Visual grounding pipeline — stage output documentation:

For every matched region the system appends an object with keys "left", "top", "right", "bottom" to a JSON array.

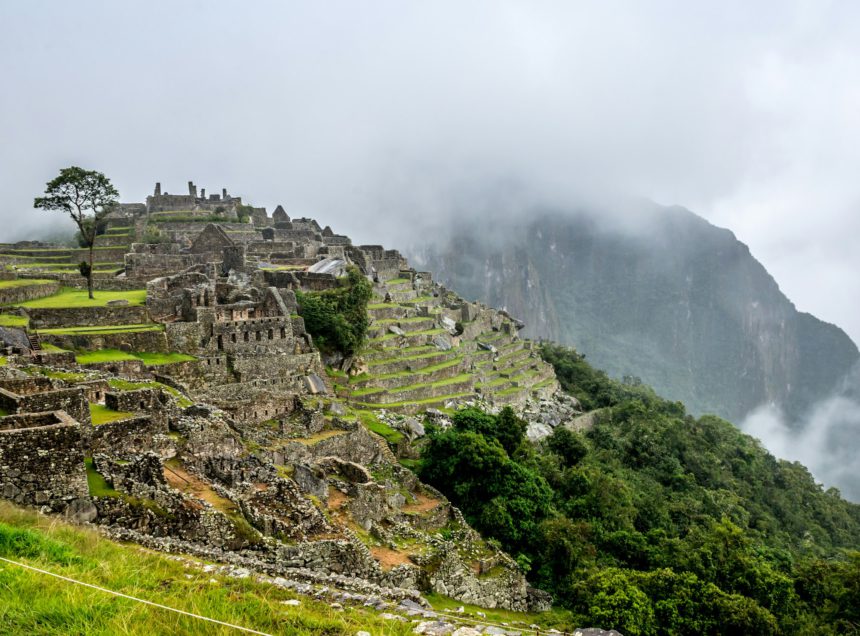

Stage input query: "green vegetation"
[
  {"left": 0, "top": 278, "right": 55, "bottom": 288},
  {"left": 16, "top": 287, "right": 146, "bottom": 308},
  {"left": 89, "top": 403, "right": 134, "bottom": 425},
  {"left": 84, "top": 457, "right": 120, "bottom": 497},
  {"left": 75, "top": 349, "right": 194, "bottom": 366},
  {"left": 38, "top": 323, "right": 163, "bottom": 336},
  {"left": 0, "top": 501, "right": 418, "bottom": 635},
  {"left": 0, "top": 314, "right": 28, "bottom": 327},
  {"left": 418, "top": 343, "right": 860, "bottom": 635},
  {"left": 134, "top": 352, "right": 196, "bottom": 366},
  {"left": 357, "top": 410, "right": 405, "bottom": 444},
  {"left": 108, "top": 379, "right": 193, "bottom": 407},
  {"left": 296, "top": 266, "right": 372, "bottom": 356},
  {"left": 39, "top": 343, "right": 69, "bottom": 352},
  {"left": 76, "top": 349, "right": 138, "bottom": 364},
  {"left": 33, "top": 167, "right": 119, "bottom": 299},
  {"left": 36, "top": 369, "right": 89, "bottom": 382}
]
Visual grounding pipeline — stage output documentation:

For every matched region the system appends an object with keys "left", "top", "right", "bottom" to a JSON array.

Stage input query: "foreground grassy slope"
[{"left": 0, "top": 502, "right": 414, "bottom": 636}]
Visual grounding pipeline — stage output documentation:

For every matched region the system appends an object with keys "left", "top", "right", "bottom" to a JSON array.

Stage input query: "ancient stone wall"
[
  {"left": 25, "top": 305, "right": 149, "bottom": 329},
  {"left": 41, "top": 329, "right": 169, "bottom": 354},
  {"left": 125, "top": 252, "right": 207, "bottom": 279},
  {"left": 0, "top": 280, "right": 60, "bottom": 304},
  {"left": 0, "top": 414, "right": 89, "bottom": 513},
  {"left": 0, "top": 377, "right": 53, "bottom": 395},
  {"left": 208, "top": 317, "right": 295, "bottom": 355},
  {"left": 0, "top": 386, "right": 91, "bottom": 425},
  {"left": 90, "top": 415, "right": 169, "bottom": 458}
]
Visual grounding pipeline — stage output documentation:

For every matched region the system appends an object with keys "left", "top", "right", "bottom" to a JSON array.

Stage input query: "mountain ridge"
[{"left": 407, "top": 203, "right": 859, "bottom": 424}]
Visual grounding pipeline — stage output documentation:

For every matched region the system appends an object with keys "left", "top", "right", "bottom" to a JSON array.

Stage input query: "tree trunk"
[{"left": 87, "top": 243, "right": 95, "bottom": 299}]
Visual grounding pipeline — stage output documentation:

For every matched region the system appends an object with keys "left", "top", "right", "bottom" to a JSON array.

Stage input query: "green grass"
[
  {"left": 75, "top": 350, "right": 194, "bottom": 366},
  {"left": 370, "top": 357, "right": 464, "bottom": 382},
  {"left": 89, "top": 403, "right": 134, "bottom": 425},
  {"left": 367, "top": 302, "right": 400, "bottom": 310},
  {"left": 381, "top": 373, "right": 473, "bottom": 395},
  {"left": 355, "top": 391, "right": 475, "bottom": 410},
  {"left": 0, "top": 501, "right": 419, "bottom": 635},
  {"left": 16, "top": 287, "right": 146, "bottom": 308},
  {"left": 38, "top": 324, "right": 163, "bottom": 336},
  {"left": 357, "top": 411, "right": 405, "bottom": 444},
  {"left": 0, "top": 278, "right": 55, "bottom": 288},
  {"left": 424, "top": 593, "right": 573, "bottom": 630},
  {"left": 384, "top": 278, "right": 411, "bottom": 285},
  {"left": 135, "top": 352, "right": 196, "bottom": 366},
  {"left": 37, "top": 369, "right": 90, "bottom": 382},
  {"left": 84, "top": 457, "right": 120, "bottom": 497},
  {"left": 108, "top": 379, "right": 193, "bottom": 408},
  {"left": 0, "top": 357, "right": 6, "bottom": 367},
  {"left": 76, "top": 349, "right": 139, "bottom": 364},
  {"left": 39, "top": 343, "right": 70, "bottom": 352},
  {"left": 0, "top": 313, "right": 28, "bottom": 327}
]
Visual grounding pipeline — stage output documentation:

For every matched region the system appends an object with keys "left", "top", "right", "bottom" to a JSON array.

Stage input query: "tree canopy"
[
  {"left": 415, "top": 343, "right": 860, "bottom": 634},
  {"left": 34, "top": 167, "right": 119, "bottom": 298}
]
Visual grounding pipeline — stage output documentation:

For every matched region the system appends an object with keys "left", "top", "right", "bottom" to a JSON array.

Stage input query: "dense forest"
[{"left": 417, "top": 344, "right": 860, "bottom": 635}]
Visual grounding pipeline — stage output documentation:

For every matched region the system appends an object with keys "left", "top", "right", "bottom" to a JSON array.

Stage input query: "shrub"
[{"left": 296, "top": 266, "right": 372, "bottom": 356}]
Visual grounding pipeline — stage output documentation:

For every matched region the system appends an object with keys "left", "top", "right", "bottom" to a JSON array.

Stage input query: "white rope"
[{"left": 0, "top": 555, "right": 274, "bottom": 635}]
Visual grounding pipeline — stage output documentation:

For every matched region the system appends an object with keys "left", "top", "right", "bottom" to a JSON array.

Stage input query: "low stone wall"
[
  {"left": 231, "top": 352, "right": 321, "bottom": 382},
  {"left": 26, "top": 305, "right": 149, "bottom": 329},
  {"left": 165, "top": 322, "right": 203, "bottom": 353},
  {"left": 105, "top": 388, "right": 153, "bottom": 412},
  {"left": 79, "top": 358, "right": 149, "bottom": 378},
  {"left": 358, "top": 377, "right": 475, "bottom": 405},
  {"left": 0, "top": 377, "right": 53, "bottom": 395},
  {"left": 0, "top": 414, "right": 89, "bottom": 513},
  {"left": 41, "top": 328, "right": 169, "bottom": 353},
  {"left": 0, "top": 386, "right": 91, "bottom": 425},
  {"left": 56, "top": 275, "right": 142, "bottom": 292},
  {"left": 90, "top": 415, "right": 169, "bottom": 458},
  {"left": 0, "top": 280, "right": 60, "bottom": 305},
  {"left": 125, "top": 252, "right": 207, "bottom": 279}
]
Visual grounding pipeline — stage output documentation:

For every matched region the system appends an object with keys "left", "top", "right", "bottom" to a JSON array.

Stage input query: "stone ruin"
[{"left": 0, "top": 179, "right": 569, "bottom": 613}]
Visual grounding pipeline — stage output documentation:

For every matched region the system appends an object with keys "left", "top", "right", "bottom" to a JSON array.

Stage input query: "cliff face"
[{"left": 409, "top": 205, "right": 859, "bottom": 423}]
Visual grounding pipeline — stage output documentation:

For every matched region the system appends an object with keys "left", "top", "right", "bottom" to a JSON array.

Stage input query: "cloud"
[
  {"left": 742, "top": 363, "right": 860, "bottom": 502},
  {"left": 1, "top": 1, "right": 859, "bottom": 340}
]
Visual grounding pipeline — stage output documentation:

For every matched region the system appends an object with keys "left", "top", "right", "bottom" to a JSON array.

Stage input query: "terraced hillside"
[{"left": 332, "top": 274, "right": 558, "bottom": 415}]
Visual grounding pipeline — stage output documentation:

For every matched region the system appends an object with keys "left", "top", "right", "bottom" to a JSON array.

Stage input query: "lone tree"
[{"left": 34, "top": 167, "right": 119, "bottom": 299}]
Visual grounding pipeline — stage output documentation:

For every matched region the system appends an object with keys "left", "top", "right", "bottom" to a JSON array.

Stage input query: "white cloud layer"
[{"left": 0, "top": 1, "right": 858, "bottom": 342}]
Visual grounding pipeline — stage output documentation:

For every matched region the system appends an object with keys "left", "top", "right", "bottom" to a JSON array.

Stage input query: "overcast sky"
[{"left": 1, "top": 1, "right": 859, "bottom": 342}]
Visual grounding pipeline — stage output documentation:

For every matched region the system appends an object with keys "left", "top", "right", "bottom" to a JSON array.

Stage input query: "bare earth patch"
[
  {"left": 163, "top": 463, "right": 236, "bottom": 512},
  {"left": 370, "top": 545, "right": 413, "bottom": 570},
  {"left": 402, "top": 491, "right": 442, "bottom": 514}
]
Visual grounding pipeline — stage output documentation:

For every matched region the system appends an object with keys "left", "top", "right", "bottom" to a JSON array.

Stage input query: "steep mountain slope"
[{"left": 409, "top": 204, "right": 859, "bottom": 423}]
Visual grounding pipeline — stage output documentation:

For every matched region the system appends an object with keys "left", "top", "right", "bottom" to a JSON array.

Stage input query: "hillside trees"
[
  {"left": 34, "top": 167, "right": 119, "bottom": 299},
  {"left": 416, "top": 343, "right": 860, "bottom": 633},
  {"left": 296, "top": 266, "right": 372, "bottom": 356}
]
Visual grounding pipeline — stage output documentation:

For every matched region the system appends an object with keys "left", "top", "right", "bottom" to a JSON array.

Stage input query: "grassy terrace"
[
  {"left": 0, "top": 501, "right": 425, "bottom": 635},
  {"left": 89, "top": 403, "right": 134, "bottom": 425},
  {"left": 354, "top": 391, "right": 474, "bottom": 410},
  {"left": 0, "top": 278, "right": 55, "bottom": 288},
  {"left": 364, "top": 356, "right": 464, "bottom": 382},
  {"left": 0, "top": 313, "right": 28, "bottom": 327},
  {"left": 382, "top": 372, "right": 473, "bottom": 395},
  {"left": 368, "top": 328, "right": 447, "bottom": 343},
  {"left": 108, "top": 379, "right": 193, "bottom": 407},
  {"left": 14, "top": 287, "right": 146, "bottom": 308},
  {"left": 38, "top": 324, "right": 163, "bottom": 336},
  {"left": 76, "top": 349, "right": 195, "bottom": 366}
]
